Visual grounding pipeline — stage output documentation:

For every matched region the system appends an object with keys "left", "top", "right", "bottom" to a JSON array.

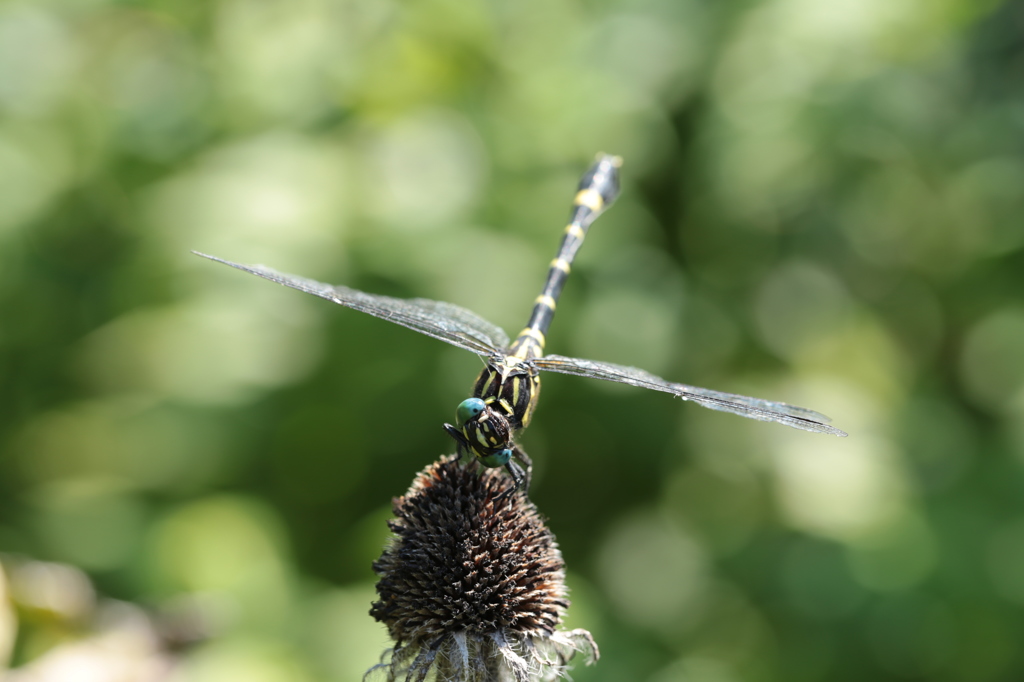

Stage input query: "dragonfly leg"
[
  {"left": 512, "top": 444, "right": 532, "bottom": 493},
  {"left": 496, "top": 445, "right": 532, "bottom": 501},
  {"left": 442, "top": 423, "right": 471, "bottom": 460},
  {"left": 496, "top": 460, "right": 525, "bottom": 502}
]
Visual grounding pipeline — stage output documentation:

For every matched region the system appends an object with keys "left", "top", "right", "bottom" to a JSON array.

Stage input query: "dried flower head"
[{"left": 368, "top": 455, "right": 597, "bottom": 682}]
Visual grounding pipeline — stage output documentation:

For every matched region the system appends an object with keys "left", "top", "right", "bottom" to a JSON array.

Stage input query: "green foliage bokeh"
[{"left": 2, "top": 0, "right": 1024, "bottom": 679}]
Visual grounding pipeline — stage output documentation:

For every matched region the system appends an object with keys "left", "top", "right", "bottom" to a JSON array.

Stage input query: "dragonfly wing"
[
  {"left": 195, "top": 252, "right": 509, "bottom": 356},
  {"left": 403, "top": 297, "right": 511, "bottom": 350},
  {"left": 534, "top": 354, "right": 848, "bottom": 437}
]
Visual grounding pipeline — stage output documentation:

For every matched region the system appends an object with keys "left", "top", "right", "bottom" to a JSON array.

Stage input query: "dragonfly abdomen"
[{"left": 509, "top": 154, "right": 622, "bottom": 361}]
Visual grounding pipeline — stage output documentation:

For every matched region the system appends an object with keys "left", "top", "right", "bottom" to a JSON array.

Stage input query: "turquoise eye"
[
  {"left": 456, "top": 398, "right": 486, "bottom": 426},
  {"left": 480, "top": 449, "right": 513, "bottom": 468}
]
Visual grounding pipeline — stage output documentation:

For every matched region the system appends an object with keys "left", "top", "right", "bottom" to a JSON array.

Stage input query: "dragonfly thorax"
[{"left": 472, "top": 359, "right": 541, "bottom": 431}]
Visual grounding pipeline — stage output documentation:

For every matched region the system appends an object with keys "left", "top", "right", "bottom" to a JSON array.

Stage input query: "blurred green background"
[{"left": 2, "top": 0, "right": 1024, "bottom": 679}]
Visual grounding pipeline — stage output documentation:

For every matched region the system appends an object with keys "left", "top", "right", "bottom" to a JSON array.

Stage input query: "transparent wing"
[
  {"left": 533, "top": 354, "right": 847, "bottom": 437},
  {"left": 195, "top": 252, "right": 510, "bottom": 357}
]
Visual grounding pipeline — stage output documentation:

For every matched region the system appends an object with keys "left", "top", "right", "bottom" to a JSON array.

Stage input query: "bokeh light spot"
[
  {"left": 0, "top": 5, "right": 75, "bottom": 116},
  {"left": 78, "top": 292, "right": 322, "bottom": 406},
  {"left": 773, "top": 435, "right": 908, "bottom": 541},
  {"left": 596, "top": 510, "right": 709, "bottom": 634},
  {"left": 959, "top": 307, "right": 1024, "bottom": 414},
  {"left": 30, "top": 479, "right": 148, "bottom": 572},
  {"left": 151, "top": 496, "right": 293, "bottom": 629},
  {"left": 754, "top": 261, "right": 852, "bottom": 363},
  {"left": 363, "top": 109, "right": 487, "bottom": 229}
]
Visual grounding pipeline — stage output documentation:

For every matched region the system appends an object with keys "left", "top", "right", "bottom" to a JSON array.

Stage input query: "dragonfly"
[{"left": 195, "top": 154, "right": 846, "bottom": 496}]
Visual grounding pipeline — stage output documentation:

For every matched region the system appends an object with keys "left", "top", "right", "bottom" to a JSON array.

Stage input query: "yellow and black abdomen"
[
  {"left": 508, "top": 154, "right": 621, "bottom": 362},
  {"left": 471, "top": 154, "right": 622, "bottom": 434}
]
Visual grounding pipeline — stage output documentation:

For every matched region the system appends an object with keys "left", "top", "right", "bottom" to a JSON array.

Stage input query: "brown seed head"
[{"left": 368, "top": 455, "right": 597, "bottom": 682}]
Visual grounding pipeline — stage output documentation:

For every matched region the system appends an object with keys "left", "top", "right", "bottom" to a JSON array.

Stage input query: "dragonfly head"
[
  {"left": 456, "top": 398, "right": 487, "bottom": 426},
  {"left": 450, "top": 398, "right": 515, "bottom": 465}
]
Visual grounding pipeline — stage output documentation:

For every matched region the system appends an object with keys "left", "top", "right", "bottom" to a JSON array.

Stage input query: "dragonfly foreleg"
[
  {"left": 496, "top": 445, "right": 533, "bottom": 501},
  {"left": 442, "top": 423, "right": 472, "bottom": 460},
  {"left": 513, "top": 444, "right": 532, "bottom": 492}
]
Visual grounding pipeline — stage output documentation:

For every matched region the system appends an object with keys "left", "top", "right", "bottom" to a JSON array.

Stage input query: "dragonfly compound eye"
[
  {"left": 456, "top": 398, "right": 487, "bottom": 426},
  {"left": 479, "top": 449, "right": 513, "bottom": 468}
]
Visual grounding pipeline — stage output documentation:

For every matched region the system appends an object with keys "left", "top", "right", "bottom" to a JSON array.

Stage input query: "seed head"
[{"left": 367, "top": 455, "right": 597, "bottom": 682}]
